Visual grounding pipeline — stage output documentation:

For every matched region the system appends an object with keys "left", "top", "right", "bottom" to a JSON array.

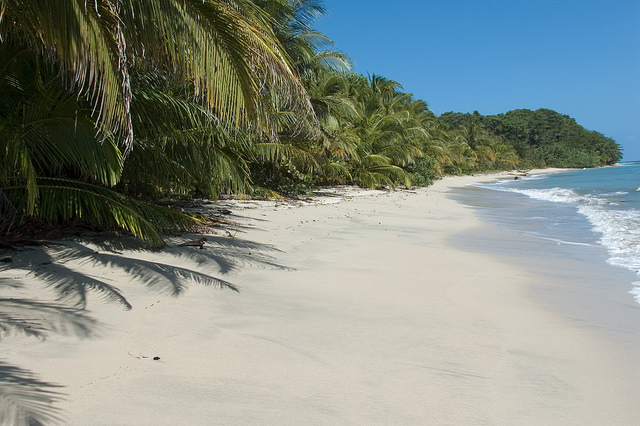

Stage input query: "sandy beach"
[{"left": 2, "top": 171, "right": 640, "bottom": 425}]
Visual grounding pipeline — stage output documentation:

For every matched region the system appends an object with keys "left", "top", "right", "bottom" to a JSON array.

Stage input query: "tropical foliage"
[
  {"left": 0, "top": 0, "right": 310, "bottom": 246},
  {"left": 0, "top": 0, "right": 622, "bottom": 246},
  {"left": 440, "top": 109, "right": 621, "bottom": 168}
]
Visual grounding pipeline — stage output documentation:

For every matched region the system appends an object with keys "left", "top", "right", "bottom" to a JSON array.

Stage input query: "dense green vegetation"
[
  {"left": 0, "top": 0, "right": 622, "bottom": 247},
  {"left": 440, "top": 109, "right": 620, "bottom": 168}
]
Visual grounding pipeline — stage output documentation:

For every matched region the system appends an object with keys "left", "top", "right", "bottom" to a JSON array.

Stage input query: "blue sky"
[{"left": 316, "top": 1, "right": 640, "bottom": 160}]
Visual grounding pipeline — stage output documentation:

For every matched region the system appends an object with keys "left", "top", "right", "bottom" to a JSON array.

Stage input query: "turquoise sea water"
[{"left": 458, "top": 162, "right": 640, "bottom": 304}]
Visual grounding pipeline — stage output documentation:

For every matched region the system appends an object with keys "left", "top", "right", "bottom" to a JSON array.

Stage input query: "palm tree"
[
  {"left": 492, "top": 140, "right": 519, "bottom": 169},
  {"left": 242, "top": 0, "right": 355, "bottom": 193},
  {"left": 0, "top": 0, "right": 313, "bottom": 245},
  {"left": 440, "top": 133, "right": 476, "bottom": 174},
  {"left": 0, "top": 0, "right": 310, "bottom": 152},
  {"left": 119, "top": 70, "right": 254, "bottom": 200},
  {"left": 343, "top": 74, "right": 426, "bottom": 188},
  {"left": 252, "top": 0, "right": 351, "bottom": 80}
]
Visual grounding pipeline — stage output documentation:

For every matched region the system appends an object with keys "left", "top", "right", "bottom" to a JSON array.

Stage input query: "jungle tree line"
[
  {"left": 439, "top": 109, "right": 621, "bottom": 169},
  {"left": 0, "top": 0, "right": 622, "bottom": 246}
]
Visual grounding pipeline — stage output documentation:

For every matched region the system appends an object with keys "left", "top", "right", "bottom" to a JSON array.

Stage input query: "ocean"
[{"left": 452, "top": 162, "right": 640, "bottom": 305}]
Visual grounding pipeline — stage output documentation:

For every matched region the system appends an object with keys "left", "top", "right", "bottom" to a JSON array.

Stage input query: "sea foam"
[
  {"left": 507, "top": 187, "right": 640, "bottom": 274},
  {"left": 478, "top": 168, "right": 640, "bottom": 304}
]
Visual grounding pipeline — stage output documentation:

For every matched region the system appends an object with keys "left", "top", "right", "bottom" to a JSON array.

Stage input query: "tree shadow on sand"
[
  {"left": 0, "top": 361, "right": 65, "bottom": 426},
  {"left": 0, "top": 285, "right": 97, "bottom": 425},
  {"left": 0, "top": 232, "right": 293, "bottom": 425}
]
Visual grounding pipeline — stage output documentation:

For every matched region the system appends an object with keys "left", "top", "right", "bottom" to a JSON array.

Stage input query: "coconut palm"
[
  {"left": 253, "top": 0, "right": 351, "bottom": 80},
  {"left": 0, "top": 45, "right": 201, "bottom": 246},
  {"left": 492, "top": 140, "right": 520, "bottom": 169},
  {"left": 240, "top": 1, "right": 355, "bottom": 193},
  {"left": 452, "top": 120, "right": 522, "bottom": 171},
  {"left": 342, "top": 74, "right": 428, "bottom": 188},
  {"left": 0, "top": 0, "right": 314, "bottom": 245},
  {"left": 118, "top": 70, "right": 254, "bottom": 200},
  {"left": 0, "top": 0, "right": 310, "bottom": 152}
]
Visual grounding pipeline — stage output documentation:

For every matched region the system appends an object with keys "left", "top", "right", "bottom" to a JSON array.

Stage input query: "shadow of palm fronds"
[
  {"left": 60, "top": 235, "right": 294, "bottom": 298},
  {"left": 88, "top": 251, "right": 240, "bottom": 294},
  {"left": 44, "top": 240, "right": 240, "bottom": 295},
  {"left": 2, "top": 231, "right": 295, "bottom": 311},
  {"left": 35, "top": 263, "right": 132, "bottom": 311},
  {"left": 162, "top": 234, "right": 294, "bottom": 274},
  {"left": 0, "top": 229, "right": 295, "bottom": 425},
  {"left": 5, "top": 246, "right": 133, "bottom": 311},
  {"left": 0, "top": 297, "right": 98, "bottom": 340},
  {"left": 0, "top": 361, "right": 64, "bottom": 426}
]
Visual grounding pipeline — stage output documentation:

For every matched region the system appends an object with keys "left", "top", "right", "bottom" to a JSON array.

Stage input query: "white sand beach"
[{"left": 2, "top": 171, "right": 640, "bottom": 425}]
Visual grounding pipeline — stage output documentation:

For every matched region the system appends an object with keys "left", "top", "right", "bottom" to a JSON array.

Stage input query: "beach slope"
[{"left": 2, "top": 173, "right": 639, "bottom": 425}]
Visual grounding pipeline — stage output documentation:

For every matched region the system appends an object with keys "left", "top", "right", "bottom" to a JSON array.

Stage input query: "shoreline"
[{"left": 2, "top": 170, "right": 640, "bottom": 424}]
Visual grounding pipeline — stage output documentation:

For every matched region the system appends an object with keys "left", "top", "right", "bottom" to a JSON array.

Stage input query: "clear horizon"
[{"left": 317, "top": 0, "right": 640, "bottom": 161}]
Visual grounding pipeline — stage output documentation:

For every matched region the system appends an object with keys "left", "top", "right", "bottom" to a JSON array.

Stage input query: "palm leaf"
[
  {"left": 1, "top": 0, "right": 315, "bottom": 153},
  {"left": 0, "top": 0, "right": 133, "bottom": 150},
  {"left": 254, "top": 141, "right": 319, "bottom": 172},
  {"left": 2, "top": 178, "right": 200, "bottom": 247},
  {"left": 124, "top": 75, "right": 253, "bottom": 198},
  {"left": 122, "top": 0, "right": 312, "bottom": 132}
]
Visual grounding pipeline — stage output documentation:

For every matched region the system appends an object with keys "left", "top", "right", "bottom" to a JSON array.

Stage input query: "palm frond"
[
  {"left": 124, "top": 76, "right": 253, "bottom": 198},
  {"left": 0, "top": 0, "right": 133, "bottom": 150},
  {"left": 254, "top": 142, "right": 318, "bottom": 172},
  {"left": 122, "top": 0, "right": 312, "bottom": 132},
  {"left": 2, "top": 178, "right": 200, "bottom": 247}
]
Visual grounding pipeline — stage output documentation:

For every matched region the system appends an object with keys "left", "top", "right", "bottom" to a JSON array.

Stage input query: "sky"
[{"left": 316, "top": 0, "right": 640, "bottom": 160}]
